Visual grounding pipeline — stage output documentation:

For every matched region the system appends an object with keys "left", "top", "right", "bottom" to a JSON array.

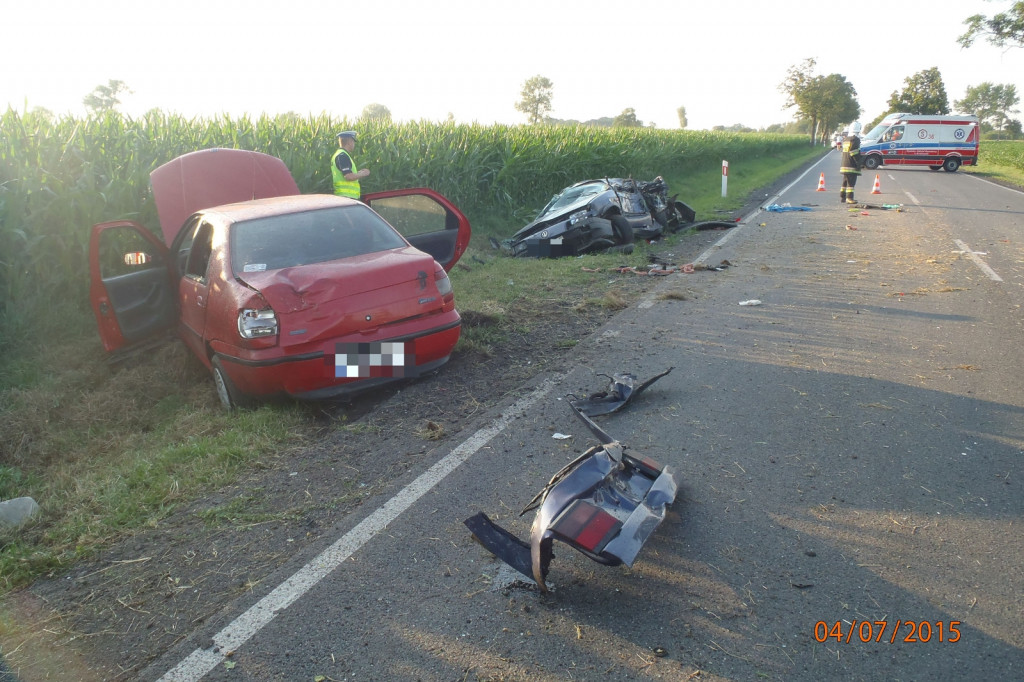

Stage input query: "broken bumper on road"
[{"left": 464, "top": 407, "right": 678, "bottom": 591}]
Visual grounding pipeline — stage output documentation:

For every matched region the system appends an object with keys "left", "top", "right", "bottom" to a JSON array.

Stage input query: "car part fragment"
[
  {"left": 464, "top": 404, "right": 678, "bottom": 592},
  {"left": 568, "top": 367, "right": 674, "bottom": 417}
]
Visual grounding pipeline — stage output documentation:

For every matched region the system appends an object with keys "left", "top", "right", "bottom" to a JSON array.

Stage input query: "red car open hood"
[{"left": 150, "top": 148, "right": 300, "bottom": 246}]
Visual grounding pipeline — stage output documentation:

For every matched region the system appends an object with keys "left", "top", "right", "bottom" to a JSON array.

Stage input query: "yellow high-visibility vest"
[{"left": 331, "top": 149, "right": 361, "bottom": 198}]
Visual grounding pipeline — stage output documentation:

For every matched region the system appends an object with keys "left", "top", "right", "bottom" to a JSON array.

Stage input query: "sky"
[{"left": 4, "top": 0, "right": 1023, "bottom": 131}]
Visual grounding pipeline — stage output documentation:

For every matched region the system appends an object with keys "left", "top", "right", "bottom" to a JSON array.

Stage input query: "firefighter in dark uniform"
[
  {"left": 840, "top": 121, "right": 862, "bottom": 204},
  {"left": 331, "top": 130, "right": 370, "bottom": 200}
]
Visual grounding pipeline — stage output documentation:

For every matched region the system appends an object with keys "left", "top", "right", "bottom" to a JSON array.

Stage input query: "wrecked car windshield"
[
  {"left": 540, "top": 182, "right": 607, "bottom": 215},
  {"left": 230, "top": 206, "right": 408, "bottom": 273}
]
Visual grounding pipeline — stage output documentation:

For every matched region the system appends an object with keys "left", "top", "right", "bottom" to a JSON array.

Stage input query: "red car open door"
[
  {"left": 364, "top": 188, "right": 471, "bottom": 272},
  {"left": 88, "top": 221, "right": 175, "bottom": 353}
]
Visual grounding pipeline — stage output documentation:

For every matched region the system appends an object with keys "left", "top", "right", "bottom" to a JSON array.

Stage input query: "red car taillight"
[
  {"left": 238, "top": 307, "right": 279, "bottom": 340},
  {"left": 550, "top": 500, "right": 622, "bottom": 554},
  {"left": 434, "top": 265, "right": 455, "bottom": 312}
]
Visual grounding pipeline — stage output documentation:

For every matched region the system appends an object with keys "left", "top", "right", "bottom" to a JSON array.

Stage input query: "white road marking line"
[
  {"left": 156, "top": 379, "right": 557, "bottom": 682},
  {"left": 905, "top": 191, "right": 920, "bottom": 205},
  {"left": 966, "top": 173, "right": 1024, "bottom": 197},
  {"left": 954, "top": 239, "right": 1003, "bottom": 282}
]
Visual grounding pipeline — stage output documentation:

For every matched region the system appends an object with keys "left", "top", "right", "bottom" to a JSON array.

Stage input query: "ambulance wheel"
[
  {"left": 942, "top": 157, "right": 961, "bottom": 172},
  {"left": 862, "top": 156, "right": 880, "bottom": 171}
]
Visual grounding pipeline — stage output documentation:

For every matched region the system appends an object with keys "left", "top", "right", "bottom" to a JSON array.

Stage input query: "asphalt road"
[{"left": 145, "top": 155, "right": 1024, "bottom": 681}]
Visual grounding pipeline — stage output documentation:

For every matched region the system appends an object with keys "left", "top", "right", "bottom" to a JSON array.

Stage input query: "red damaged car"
[{"left": 89, "top": 148, "right": 471, "bottom": 408}]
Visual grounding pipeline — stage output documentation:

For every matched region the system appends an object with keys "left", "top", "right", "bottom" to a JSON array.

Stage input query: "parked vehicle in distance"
[
  {"left": 499, "top": 177, "right": 695, "bottom": 258},
  {"left": 89, "top": 148, "right": 471, "bottom": 408},
  {"left": 859, "top": 113, "right": 979, "bottom": 172}
]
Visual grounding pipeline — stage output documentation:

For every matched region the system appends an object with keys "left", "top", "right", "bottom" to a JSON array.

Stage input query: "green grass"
[
  {"left": 0, "top": 341, "right": 307, "bottom": 588},
  {"left": 964, "top": 140, "right": 1024, "bottom": 187}
]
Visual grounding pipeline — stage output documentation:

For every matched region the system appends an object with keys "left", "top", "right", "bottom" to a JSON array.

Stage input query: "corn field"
[
  {"left": 980, "top": 140, "right": 1024, "bottom": 171},
  {"left": 0, "top": 108, "right": 808, "bottom": 358}
]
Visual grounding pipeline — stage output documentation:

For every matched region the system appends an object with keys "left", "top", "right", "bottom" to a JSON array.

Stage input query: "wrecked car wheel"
[
  {"left": 610, "top": 214, "right": 635, "bottom": 245},
  {"left": 606, "top": 215, "right": 635, "bottom": 254},
  {"left": 212, "top": 356, "right": 252, "bottom": 410}
]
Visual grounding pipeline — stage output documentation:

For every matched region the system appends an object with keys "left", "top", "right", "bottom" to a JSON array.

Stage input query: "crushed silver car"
[{"left": 497, "top": 177, "right": 696, "bottom": 258}]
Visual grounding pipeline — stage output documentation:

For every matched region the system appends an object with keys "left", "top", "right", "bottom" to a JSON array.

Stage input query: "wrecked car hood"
[
  {"left": 151, "top": 148, "right": 300, "bottom": 246},
  {"left": 516, "top": 180, "right": 611, "bottom": 233}
]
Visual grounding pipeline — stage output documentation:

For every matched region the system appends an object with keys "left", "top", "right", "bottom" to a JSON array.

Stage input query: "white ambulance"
[{"left": 858, "top": 113, "right": 979, "bottom": 172}]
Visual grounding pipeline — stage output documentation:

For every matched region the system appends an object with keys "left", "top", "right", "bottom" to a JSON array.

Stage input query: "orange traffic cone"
[
  {"left": 816, "top": 173, "right": 826, "bottom": 191},
  {"left": 871, "top": 174, "right": 881, "bottom": 194}
]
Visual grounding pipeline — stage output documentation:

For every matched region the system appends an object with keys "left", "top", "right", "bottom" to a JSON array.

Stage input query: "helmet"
[{"left": 850, "top": 122, "right": 862, "bottom": 134}]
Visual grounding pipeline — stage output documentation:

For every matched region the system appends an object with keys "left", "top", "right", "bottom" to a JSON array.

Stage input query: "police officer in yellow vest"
[{"left": 332, "top": 130, "right": 370, "bottom": 200}]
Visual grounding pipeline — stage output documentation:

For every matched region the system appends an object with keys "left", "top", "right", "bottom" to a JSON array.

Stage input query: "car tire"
[
  {"left": 609, "top": 215, "right": 634, "bottom": 246},
  {"left": 862, "top": 155, "right": 880, "bottom": 171},
  {"left": 212, "top": 356, "right": 251, "bottom": 410},
  {"left": 942, "top": 157, "right": 961, "bottom": 172}
]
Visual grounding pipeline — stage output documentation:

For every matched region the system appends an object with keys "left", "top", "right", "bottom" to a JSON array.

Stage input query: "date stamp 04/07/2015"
[{"left": 814, "top": 620, "right": 962, "bottom": 644}]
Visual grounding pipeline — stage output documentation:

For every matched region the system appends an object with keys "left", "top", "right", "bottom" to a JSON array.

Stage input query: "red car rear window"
[{"left": 230, "top": 205, "right": 407, "bottom": 274}]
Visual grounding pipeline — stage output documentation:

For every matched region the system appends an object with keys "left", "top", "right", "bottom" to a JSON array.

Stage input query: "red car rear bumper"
[{"left": 212, "top": 317, "right": 461, "bottom": 400}]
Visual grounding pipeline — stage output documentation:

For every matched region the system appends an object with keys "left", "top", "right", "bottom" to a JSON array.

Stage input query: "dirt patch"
[{"left": 5, "top": 188, "right": 777, "bottom": 680}]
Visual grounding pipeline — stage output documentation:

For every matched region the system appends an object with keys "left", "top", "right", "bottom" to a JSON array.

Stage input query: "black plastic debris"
[{"left": 568, "top": 368, "right": 673, "bottom": 417}]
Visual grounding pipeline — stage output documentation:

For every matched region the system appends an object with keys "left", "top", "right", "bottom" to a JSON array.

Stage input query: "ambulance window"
[{"left": 887, "top": 126, "right": 905, "bottom": 142}]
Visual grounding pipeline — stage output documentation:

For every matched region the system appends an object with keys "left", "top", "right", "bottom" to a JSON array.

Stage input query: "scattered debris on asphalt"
[
  {"left": 765, "top": 204, "right": 812, "bottom": 212},
  {"left": 856, "top": 203, "right": 904, "bottom": 211},
  {"left": 580, "top": 260, "right": 729, "bottom": 276},
  {"left": 568, "top": 368, "right": 674, "bottom": 417}
]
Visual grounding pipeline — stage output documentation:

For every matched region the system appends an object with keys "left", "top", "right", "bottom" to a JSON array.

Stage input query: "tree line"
[
  {"left": 75, "top": 5, "right": 1022, "bottom": 140},
  {"left": 512, "top": 4, "right": 1023, "bottom": 141}
]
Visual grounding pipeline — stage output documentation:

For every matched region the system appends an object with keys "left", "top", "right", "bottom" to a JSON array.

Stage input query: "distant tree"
[
  {"left": 29, "top": 106, "right": 54, "bottom": 121},
  {"left": 955, "top": 82, "right": 1020, "bottom": 132},
  {"left": 361, "top": 103, "right": 392, "bottom": 121},
  {"left": 887, "top": 68, "right": 950, "bottom": 114},
  {"left": 613, "top": 108, "right": 642, "bottom": 127},
  {"left": 514, "top": 75, "right": 554, "bottom": 125},
  {"left": 712, "top": 124, "right": 756, "bottom": 133},
  {"left": 815, "top": 73, "right": 860, "bottom": 143},
  {"left": 677, "top": 105, "right": 688, "bottom": 129},
  {"left": 83, "top": 79, "right": 131, "bottom": 114},
  {"left": 446, "top": 112, "right": 455, "bottom": 123},
  {"left": 276, "top": 111, "right": 304, "bottom": 124},
  {"left": 779, "top": 59, "right": 860, "bottom": 145},
  {"left": 958, "top": 2, "right": 1024, "bottom": 48}
]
